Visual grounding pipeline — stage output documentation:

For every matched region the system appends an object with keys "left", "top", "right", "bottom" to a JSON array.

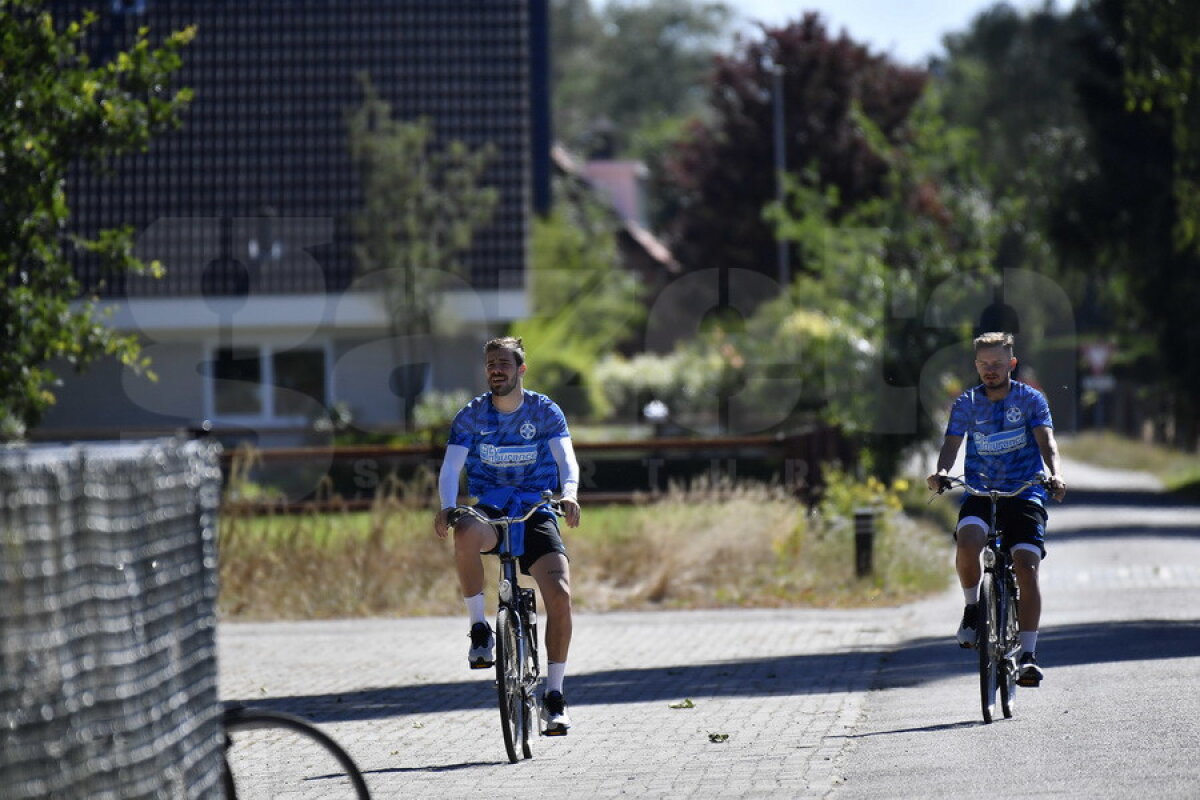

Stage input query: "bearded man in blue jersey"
[
  {"left": 927, "top": 332, "right": 1067, "bottom": 687},
  {"left": 434, "top": 336, "right": 581, "bottom": 735}
]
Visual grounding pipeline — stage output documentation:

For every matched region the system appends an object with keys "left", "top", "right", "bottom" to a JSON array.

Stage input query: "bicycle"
[
  {"left": 935, "top": 474, "right": 1048, "bottom": 724},
  {"left": 448, "top": 491, "right": 563, "bottom": 763},
  {"left": 221, "top": 705, "right": 371, "bottom": 799}
]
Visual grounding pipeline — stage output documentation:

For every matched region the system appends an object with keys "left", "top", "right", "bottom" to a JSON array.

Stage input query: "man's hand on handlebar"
[
  {"left": 1044, "top": 474, "right": 1067, "bottom": 502},
  {"left": 926, "top": 471, "right": 953, "bottom": 493},
  {"left": 560, "top": 496, "right": 581, "bottom": 529},
  {"left": 433, "top": 508, "right": 452, "bottom": 539}
]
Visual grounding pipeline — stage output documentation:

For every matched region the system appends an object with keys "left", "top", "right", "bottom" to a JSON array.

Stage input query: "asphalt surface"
[{"left": 217, "top": 458, "right": 1200, "bottom": 798}]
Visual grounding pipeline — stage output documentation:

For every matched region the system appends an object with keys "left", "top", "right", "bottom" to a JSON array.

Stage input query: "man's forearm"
[{"left": 936, "top": 436, "right": 962, "bottom": 474}]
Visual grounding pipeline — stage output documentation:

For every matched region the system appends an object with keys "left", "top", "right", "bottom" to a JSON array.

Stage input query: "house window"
[
  {"left": 207, "top": 343, "right": 330, "bottom": 423},
  {"left": 272, "top": 349, "right": 327, "bottom": 417},
  {"left": 213, "top": 347, "right": 262, "bottom": 415}
]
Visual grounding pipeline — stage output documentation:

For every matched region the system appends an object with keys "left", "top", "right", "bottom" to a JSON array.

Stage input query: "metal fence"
[{"left": 0, "top": 439, "right": 223, "bottom": 799}]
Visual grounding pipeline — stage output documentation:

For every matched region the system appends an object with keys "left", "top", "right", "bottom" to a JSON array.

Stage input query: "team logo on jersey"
[
  {"left": 973, "top": 428, "right": 1027, "bottom": 455},
  {"left": 520, "top": 421, "right": 536, "bottom": 440},
  {"left": 1005, "top": 406, "right": 1024, "bottom": 425},
  {"left": 480, "top": 443, "right": 537, "bottom": 467}
]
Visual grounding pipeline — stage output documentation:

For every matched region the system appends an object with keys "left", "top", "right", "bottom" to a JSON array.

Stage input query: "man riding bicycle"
[
  {"left": 434, "top": 337, "right": 582, "bottom": 735},
  {"left": 926, "top": 332, "right": 1067, "bottom": 686}
]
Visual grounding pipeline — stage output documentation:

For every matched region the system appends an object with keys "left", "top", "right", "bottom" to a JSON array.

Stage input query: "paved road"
[{"left": 218, "top": 461, "right": 1200, "bottom": 798}]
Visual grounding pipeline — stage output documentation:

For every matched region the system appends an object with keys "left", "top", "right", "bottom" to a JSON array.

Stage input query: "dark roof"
[{"left": 54, "top": 0, "right": 545, "bottom": 296}]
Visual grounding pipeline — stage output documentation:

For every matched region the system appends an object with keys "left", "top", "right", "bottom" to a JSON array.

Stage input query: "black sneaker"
[
  {"left": 541, "top": 690, "right": 571, "bottom": 736},
  {"left": 468, "top": 622, "right": 494, "bottom": 669},
  {"left": 1017, "top": 652, "right": 1044, "bottom": 687},
  {"left": 956, "top": 604, "right": 979, "bottom": 649}
]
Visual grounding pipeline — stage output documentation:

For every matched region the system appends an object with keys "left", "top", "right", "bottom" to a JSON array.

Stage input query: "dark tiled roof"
[{"left": 55, "top": 0, "right": 539, "bottom": 296}]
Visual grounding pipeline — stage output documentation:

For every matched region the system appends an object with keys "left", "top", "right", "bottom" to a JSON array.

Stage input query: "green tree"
[
  {"left": 662, "top": 13, "right": 928, "bottom": 282},
  {"left": 517, "top": 180, "right": 646, "bottom": 419},
  {"left": 1123, "top": 0, "right": 1200, "bottom": 254},
  {"left": 0, "top": 2, "right": 194, "bottom": 440},
  {"left": 935, "top": 2, "right": 1094, "bottom": 238},
  {"left": 346, "top": 74, "right": 498, "bottom": 417},
  {"left": 1057, "top": 0, "right": 1200, "bottom": 445},
  {"left": 551, "top": 0, "right": 732, "bottom": 157}
]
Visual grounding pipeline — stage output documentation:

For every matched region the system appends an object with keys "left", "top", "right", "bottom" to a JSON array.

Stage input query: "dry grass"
[{"left": 218, "top": 472, "right": 952, "bottom": 620}]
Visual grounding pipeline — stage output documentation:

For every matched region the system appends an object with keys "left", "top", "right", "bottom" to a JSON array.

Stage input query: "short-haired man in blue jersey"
[
  {"left": 434, "top": 336, "right": 581, "bottom": 735},
  {"left": 927, "top": 332, "right": 1067, "bottom": 686}
]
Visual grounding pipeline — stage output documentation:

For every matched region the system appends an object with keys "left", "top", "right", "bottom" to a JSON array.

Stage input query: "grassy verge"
[
  {"left": 218, "top": 475, "right": 956, "bottom": 620},
  {"left": 1059, "top": 431, "right": 1200, "bottom": 495}
]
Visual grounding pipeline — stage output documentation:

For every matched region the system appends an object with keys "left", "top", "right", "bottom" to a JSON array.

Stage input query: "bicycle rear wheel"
[
  {"left": 496, "top": 606, "right": 523, "bottom": 763},
  {"left": 222, "top": 707, "right": 371, "bottom": 800},
  {"left": 999, "top": 572, "right": 1020, "bottom": 719},
  {"left": 978, "top": 572, "right": 999, "bottom": 724}
]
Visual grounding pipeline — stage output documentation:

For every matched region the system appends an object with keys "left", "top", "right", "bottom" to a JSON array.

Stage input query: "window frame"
[{"left": 203, "top": 337, "right": 335, "bottom": 427}]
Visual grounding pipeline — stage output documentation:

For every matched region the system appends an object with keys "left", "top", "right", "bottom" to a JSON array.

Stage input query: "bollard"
[{"left": 854, "top": 508, "right": 877, "bottom": 577}]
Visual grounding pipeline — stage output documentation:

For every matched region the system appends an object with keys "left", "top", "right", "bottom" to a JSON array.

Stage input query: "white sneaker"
[
  {"left": 468, "top": 622, "right": 494, "bottom": 669},
  {"left": 957, "top": 604, "right": 979, "bottom": 649},
  {"left": 541, "top": 690, "right": 571, "bottom": 735}
]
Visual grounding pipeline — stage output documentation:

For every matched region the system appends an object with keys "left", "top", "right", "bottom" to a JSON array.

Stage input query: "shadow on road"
[
  {"left": 1061, "top": 489, "right": 1194, "bottom": 508},
  {"left": 225, "top": 619, "right": 1200, "bottom": 724},
  {"left": 872, "top": 617, "right": 1200, "bottom": 692},
  {"left": 1052, "top": 523, "right": 1200, "bottom": 541}
]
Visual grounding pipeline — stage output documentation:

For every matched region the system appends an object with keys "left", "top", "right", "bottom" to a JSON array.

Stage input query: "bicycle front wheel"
[
  {"left": 496, "top": 607, "right": 524, "bottom": 763},
  {"left": 999, "top": 572, "right": 1020, "bottom": 719},
  {"left": 222, "top": 707, "right": 371, "bottom": 800},
  {"left": 978, "top": 572, "right": 1000, "bottom": 724}
]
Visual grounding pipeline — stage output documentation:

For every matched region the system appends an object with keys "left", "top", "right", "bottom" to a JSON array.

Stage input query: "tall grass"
[{"left": 218, "top": 471, "right": 953, "bottom": 620}]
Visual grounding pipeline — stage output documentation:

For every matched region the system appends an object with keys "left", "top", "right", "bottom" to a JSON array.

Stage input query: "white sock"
[
  {"left": 547, "top": 661, "right": 566, "bottom": 695},
  {"left": 465, "top": 593, "right": 486, "bottom": 626},
  {"left": 963, "top": 584, "right": 980, "bottom": 605},
  {"left": 1020, "top": 631, "right": 1038, "bottom": 655}
]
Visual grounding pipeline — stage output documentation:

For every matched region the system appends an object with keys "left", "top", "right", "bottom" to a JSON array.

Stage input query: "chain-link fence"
[{"left": 1, "top": 439, "right": 223, "bottom": 799}]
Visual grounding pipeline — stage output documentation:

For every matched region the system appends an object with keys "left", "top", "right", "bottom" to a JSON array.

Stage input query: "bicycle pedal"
[
  {"left": 541, "top": 726, "right": 568, "bottom": 737},
  {"left": 470, "top": 659, "right": 494, "bottom": 670}
]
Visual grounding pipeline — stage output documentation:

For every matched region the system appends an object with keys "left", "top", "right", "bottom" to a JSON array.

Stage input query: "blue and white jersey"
[
  {"left": 946, "top": 380, "right": 1053, "bottom": 503},
  {"left": 448, "top": 390, "right": 570, "bottom": 497}
]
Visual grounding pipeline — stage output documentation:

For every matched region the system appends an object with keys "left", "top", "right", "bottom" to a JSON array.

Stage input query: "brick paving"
[
  {"left": 217, "top": 457, "right": 1192, "bottom": 798},
  {"left": 218, "top": 607, "right": 900, "bottom": 799}
]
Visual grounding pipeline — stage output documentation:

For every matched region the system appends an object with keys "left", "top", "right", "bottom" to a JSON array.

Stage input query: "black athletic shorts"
[
  {"left": 956, "top": 495, "right": 1048, "bottom": 558},
  {"left": 476, "top": 504, "right": 568, "bottom": 575}
]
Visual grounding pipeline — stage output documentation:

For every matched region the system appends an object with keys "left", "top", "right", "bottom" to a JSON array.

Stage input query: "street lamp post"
[{"left": 771, "top": 62, "right": 789, "bottom": 287}]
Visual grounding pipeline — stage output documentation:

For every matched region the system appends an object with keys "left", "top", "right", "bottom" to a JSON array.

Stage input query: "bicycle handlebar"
[
  {"left": 447, "top": 491, "right": 564, "bottom": 529},
  {"left": 935, "top": 474, "right": 1048, "bottom": 499}
]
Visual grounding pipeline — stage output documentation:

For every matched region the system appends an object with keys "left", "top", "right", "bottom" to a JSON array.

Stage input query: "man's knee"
[
  {"left": 956, "top": 527, "right": 986, "bottom": 552},
  {"left": 1012, "top": 551, "right": 1040, "bottom": 580},
  {"left": 453, "top": 521, "right": 493, "bottom": 553},
  {"left": 533, "top": 559, "right": 572, "bottom": 613},
  {"left": 544, "top": 582, "right": 572, "bottom": 618}
]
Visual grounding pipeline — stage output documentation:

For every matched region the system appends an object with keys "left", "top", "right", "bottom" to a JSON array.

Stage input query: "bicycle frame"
[
  {"left": 449, "top": 492, "right": 560, "bottom": 762},
  {"left": 937, "top": 475, "right": 1044, "bottom": 723}
]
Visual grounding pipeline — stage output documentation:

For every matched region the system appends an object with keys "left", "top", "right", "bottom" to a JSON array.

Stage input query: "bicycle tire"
[
  {"left": 978, "top": 572, "right": 999, "bottom": 724},
  {"left": 222, "top": 707, "right": 371, "bottom": 800},
  {"left": 999, "top": 569, "right": 1020, "bottom": 719},
  {"left": 520, "top": 589, "right": 539, "bottom": 758},
  {"left": 496, "top": 606, "right": 524, "bottom": 763},
  {"left": 520, "top": 643, "right": 535, "bottom": 758}
]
